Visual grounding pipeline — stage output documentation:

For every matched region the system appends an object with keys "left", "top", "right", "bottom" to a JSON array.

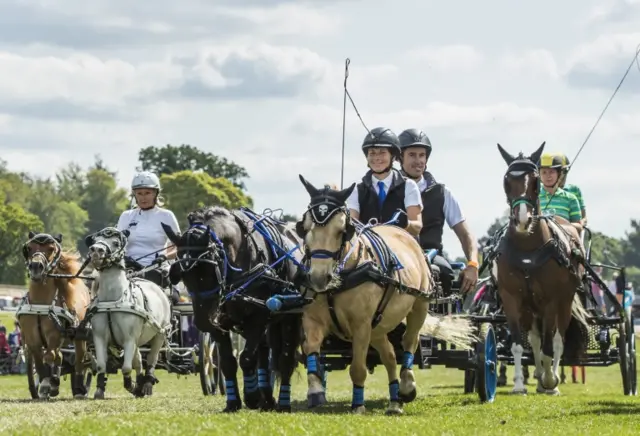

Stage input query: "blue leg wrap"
[
  {"left": 306, "top": 353, "right": 319, "bottom": 375},
  {"left": 243, "top": 374, "right": 258, "bottom": 393},
  {"left": 352, "top": 385, "right": 364, "bottom": 407},
  {"left": 278, "top": 384, "right": 291, "bottom": 406},
  {"left": 225, "top": 380, "right": 237, "bottom": 402},
  {"left": 257, "top": 368, "right": 270, "bottom": 389},
  {"left": 402, "top": 351, "right": 414, "bottom": 370},
  {"left": 389, "top": 380, "right": 400, "bottom": 402}
]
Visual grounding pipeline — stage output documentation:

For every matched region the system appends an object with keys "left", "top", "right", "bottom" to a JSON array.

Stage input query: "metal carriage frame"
[{"left": 464, "top": 227, "right": 638, "bottom": 398}]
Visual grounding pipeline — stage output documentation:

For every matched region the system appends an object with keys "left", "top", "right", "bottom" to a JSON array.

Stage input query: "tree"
[
  {"left": 622, "top": 219, "right": 640, "bottom": 268},
  {"left": 281, "top": 213, "right": 299, "bottom": 223},
  {"left": 138, "top": 144, "right": 250, "bottom": 190},
  {"left": 0, "top": 202, "right": 44, "bottom": 284},
  {"left": 478, "top": 213, "right": 509, "bottom": 250},
  {"left": 161, "top": 171, "right": 253, "bottom": 228}
]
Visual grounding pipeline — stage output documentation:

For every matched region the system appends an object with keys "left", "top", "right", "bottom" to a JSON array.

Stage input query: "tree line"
[
  {"left": 1, "top": 144, "right": 639, "bottom": 288},
  {"left": 0, "top": 145, "right": 256, "bottom": 285}
]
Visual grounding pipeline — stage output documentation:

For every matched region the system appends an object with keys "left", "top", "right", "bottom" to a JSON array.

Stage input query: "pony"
[
  {"left": 85, "top": 227, "right": 172, "bottom": 399},
  {"left": 494, "top": 142, "right": 588, "bottom": 395},
  {"left": 295, "top": 175, "right": 477, "bottom": 415},
  {"left": 163, "top": 206, "right": 304, "bottom": 413},
  {"left": 18, "top": 232, "right": 92, "bottom": 399}
]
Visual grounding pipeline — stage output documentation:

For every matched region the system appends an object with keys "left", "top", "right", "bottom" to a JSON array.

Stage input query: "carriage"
[{"left": 464, "top": 226, "right": 638, "bottom": 398}]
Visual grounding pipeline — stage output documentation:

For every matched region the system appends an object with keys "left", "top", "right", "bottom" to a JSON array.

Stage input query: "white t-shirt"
[
  {"left": 346, "top": 172, "right": 423, "bottom": 215},
  {"left": 416, "top": 176, "right": 465, "bottom": 228},
  {"left": 116, "top": 206, "right": 181, "bottom": 267}
]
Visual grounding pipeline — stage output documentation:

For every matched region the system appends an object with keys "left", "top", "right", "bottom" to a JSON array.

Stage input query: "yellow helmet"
[{"left": 538, "top": 152, "right": 564, "bottom": 169}]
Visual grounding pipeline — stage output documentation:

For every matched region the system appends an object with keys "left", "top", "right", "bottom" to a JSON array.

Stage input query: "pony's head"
[
  {"left": 498, "top": 142, "right": 545, "bottom": 234},
  {"left": 85, "top": 227, "right": 129, "bottom": 270},
  {"left": 297, "top": 175, "right": 356, "bottom": 292},
  {"left": 23, "top": 232, "right": 63, "bottom": 282},
  {"left": 163, "top": 207, "right": 241, "bottom": 306}
]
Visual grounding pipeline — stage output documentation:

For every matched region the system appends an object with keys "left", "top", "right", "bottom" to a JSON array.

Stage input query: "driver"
[
  {"left": 397, "top": 128, "right": 479, "bottom": 295},
  {"left": 557, "top": 153, "right": 587, "bottom": 227},
  {"left": 345, "top": 127, "right": 423, "bottom": 237},
  {"left": 116, "top": 171, "right": 181, "bottom": 304},
  {"left": 538, "top": 153, "right": 583, "bottom": 233}
]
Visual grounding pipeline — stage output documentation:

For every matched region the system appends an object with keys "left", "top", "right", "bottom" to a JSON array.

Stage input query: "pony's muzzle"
[
  {"left": 88, "top": 245, "right": 107, "bottom": 263},
  {"left": 27, "top": 261, "right": 45, "bottom": 280},
  {"left": 308, "top": 271, "right": 332, "bottom": 293}
]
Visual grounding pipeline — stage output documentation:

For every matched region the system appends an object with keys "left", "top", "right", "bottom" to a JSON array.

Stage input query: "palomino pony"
[
  {"left": 18, "top": 232, "right": 92, "bottom": 399},
  {"left": 85, "top": 227, "right": 172, "bottom": 399},
  {"left": 163, "top": 206, "right": 304, "bottom": 413},
  {"left": 296, "top": 176, "right": 477, "bottom": 415},
  {"left": 494, "top": 142, "right": 588, "bottom": 395}
]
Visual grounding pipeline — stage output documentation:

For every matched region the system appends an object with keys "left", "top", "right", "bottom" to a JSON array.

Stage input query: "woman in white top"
[{"left": 116, "top": 171, "right": 181, "bottom": 302}]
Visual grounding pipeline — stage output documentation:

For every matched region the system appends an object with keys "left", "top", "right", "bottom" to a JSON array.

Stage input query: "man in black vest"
[
  {"left": 346, "top": 127, "right": 423, "bottom": 237},
  {"left": 397, "top": 128, "right": 479, "bottom": 295}
]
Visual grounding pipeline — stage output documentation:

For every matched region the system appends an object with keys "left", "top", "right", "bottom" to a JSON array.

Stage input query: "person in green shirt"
[
  {"left": 557, "top": 153, "right": 587, "bottom": 227},
  {"left": 538, "top": 152, "right": 583, "bottom": 234}
]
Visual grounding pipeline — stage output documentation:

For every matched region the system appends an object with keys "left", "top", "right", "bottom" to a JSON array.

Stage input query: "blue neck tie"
[{"left": 377, "top": 181, "right": 386, "bottom": 209}]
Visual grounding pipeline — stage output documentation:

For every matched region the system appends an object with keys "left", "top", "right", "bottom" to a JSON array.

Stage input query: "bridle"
[
  {"left": 85, "top": 227, "right": 128, "bottom": 271},
  {"left": 23, "top": 233, "right": 63, "bottom": 281},
  {"left": 503, "top": 158, "right": 541, "bottom": 221}
]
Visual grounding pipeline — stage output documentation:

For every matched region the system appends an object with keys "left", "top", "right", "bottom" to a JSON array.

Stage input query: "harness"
[{"left": 299, "top": 188, "right": 433, "bottom": 337}]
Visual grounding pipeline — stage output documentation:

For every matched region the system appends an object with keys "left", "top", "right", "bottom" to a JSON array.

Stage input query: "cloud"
[
  {"left": 563, "top": 33, "right": 640, "bottom": 93},
  {"left": 586, "top": 0, "right": 640, "bottom": 25},
  {"left": 404, "top": 45, "right": 484, "bottom": 72},
  {"left": 499, "top": 50, "right": 560, "bottom": 80}
]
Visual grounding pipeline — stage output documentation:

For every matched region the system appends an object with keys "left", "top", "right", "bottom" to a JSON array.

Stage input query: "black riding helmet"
[
  {"left": 361, "top": 127, "right": 401, "bottom": 158},
  {"left": 398, "top": 128, "right": 432, "bottom": 158}
]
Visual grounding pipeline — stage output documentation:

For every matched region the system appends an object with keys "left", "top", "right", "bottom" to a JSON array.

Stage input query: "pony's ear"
[
  {"left": 529, "top": 141, "right": 546, "bottom": 165},
  {"left": 299, "top": 174, "right": 320, "bottom": 198},
  {"left": 161, "top": 222, "right": 181, "bottom": 245},
  {"left": 336, "top": 183, "right": 356, "bottom": 205},
  {"left": 121, "top": 229, "right": 130, "bottom": 238},
  {"left": 497, "top": 143, "right": 516, "bottom": 165},
  {"left": 84, "top": 234, "right": 95, "bottom": 248},
  {"left": 28, "top": 231, "right": 36, "bottom": 239},
  {"left": 169, "top": 262, "right": 182, "bottom": 285},
  {"left": 53, "top": 233, "right": 63, "bottom": 243}
]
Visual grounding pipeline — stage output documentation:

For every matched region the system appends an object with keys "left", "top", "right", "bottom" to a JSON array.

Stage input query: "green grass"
[
  {"left": 1, "top": 349, "right": 638, "bottom": 436},
  {"left": 0, "top": 311, "right": 16, "bottom": 328}
]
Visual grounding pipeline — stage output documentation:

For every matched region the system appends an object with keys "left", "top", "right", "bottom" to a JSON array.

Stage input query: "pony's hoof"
[
  {"left": 497, "top": 376, "right": 507, "bottom": 387},
  {"left": 74, "top": 393, "right": 88, "bottom": 400},
  {"left": 398, "top": 388, "right": 417, "bottom": 404},
  {"left": 244, "top": 390, "right": 261, "bottom": 410},
  {"left": 545, "top": 387, "right": 560, "bottom": 396},
  {"left": 142, "top": 382, "right": 154, "bottom": 397},
  {"left": 260, "top": 397, "right": 276, "bottom": 412},
  {"left": 276, "top": 405, "right": 292, "bottom": 413},
  {"left": 223, "top": 401, "right": 242, "bottom": 413},
  {"left": 307, "top": 391, "right": 326, "bottom": 409},
  {"left": 351, "top": 405, "right": 366, "bottom": 415},
  {"left": 93, "top": 389, "right": 105, "bottom": 400},
  {"left": 385, "top": 402, "right": 403, "bottom": 415},
  {"left": 510, "top": 388, "right": 527, "bottom": 395},
  {"left": 124, "top": 376, "right": 134, "bottom": 393}
]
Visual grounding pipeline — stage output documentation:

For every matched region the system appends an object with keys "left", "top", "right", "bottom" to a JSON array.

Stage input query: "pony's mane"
[
  {"left": 187, "top": 206, "right": 233, "bottom": 225},
  {"left": 57, "top": 250, "right": 84, "bottom": 284}
]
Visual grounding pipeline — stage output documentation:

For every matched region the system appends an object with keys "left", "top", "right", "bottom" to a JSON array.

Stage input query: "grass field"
[{"left": 1, "top": 330, "right": 639, "bottom": 436}]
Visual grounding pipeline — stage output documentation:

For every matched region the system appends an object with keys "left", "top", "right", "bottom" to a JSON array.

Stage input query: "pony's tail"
[
  {"left": 419, "top": 313, "right": 478, "bottom": 350},
  {"left": 571, "top": 292, "right": 590, "bottom": 329}
]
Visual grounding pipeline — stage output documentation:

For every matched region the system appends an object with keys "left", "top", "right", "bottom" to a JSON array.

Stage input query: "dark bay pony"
[
  {"left": 163, "top": 206, "right": 304, "bottom": 413},
  {"left": 18, "top": 232, "right": 92, "bottom": 399},
  {"left": 494, "top": 143, "right": 589, "bottom": 395}
]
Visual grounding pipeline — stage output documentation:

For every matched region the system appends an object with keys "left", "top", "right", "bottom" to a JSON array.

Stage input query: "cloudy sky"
[{"left": 1, "top": 0, "right": 639, "bottom": 258}]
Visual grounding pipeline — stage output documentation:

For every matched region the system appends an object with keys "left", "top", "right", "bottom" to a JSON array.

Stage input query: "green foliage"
[{"left": 0, "top": 202, "right": 43, "bottom": 285}]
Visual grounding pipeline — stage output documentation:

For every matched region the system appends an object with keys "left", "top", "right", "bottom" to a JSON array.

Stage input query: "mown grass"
[
  {"left": 1, "top": 344, "right": 639, "bottom": 436},
  {"left": 0, "top": 311, "right": 16, "bottom": 328}
]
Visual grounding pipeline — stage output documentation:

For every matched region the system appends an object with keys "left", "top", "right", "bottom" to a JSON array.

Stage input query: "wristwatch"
[{"left": 467, "top": 260, "right": 479, "bottom": 269}]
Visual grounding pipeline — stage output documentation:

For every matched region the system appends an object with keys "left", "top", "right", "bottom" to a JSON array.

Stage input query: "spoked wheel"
[
  {"left": 464, "top": 369, "right": 476, "bottom": 394},
  {"left": 619, "top": 317, "right": 637, "bottom": 396},
  {"left": 25, "top": 347, "right": 40, "bottom": 399},
  {"left": 476, "top": 323, "right": 498, "bottom": 403},
  {"left": 199, "top": 332, "right": 225, "bottom": 396}
]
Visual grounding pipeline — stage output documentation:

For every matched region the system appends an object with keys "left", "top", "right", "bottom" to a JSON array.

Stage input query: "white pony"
[{"left": 85, "top": 227, "right": 172, "bottom": 399}]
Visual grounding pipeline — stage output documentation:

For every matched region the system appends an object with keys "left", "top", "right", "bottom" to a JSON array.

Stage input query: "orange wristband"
[{"left": 467, "top": 260, "right": 479, "bottom": 269}]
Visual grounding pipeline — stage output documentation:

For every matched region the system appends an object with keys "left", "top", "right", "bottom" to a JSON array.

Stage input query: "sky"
[{"left": 1, "top": 0, "right": 639, "bottom": 259}]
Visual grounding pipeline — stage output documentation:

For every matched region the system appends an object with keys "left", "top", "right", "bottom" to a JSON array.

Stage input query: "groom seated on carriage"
[
  {"left": 538, "top": 152, "right": 583, "bottom": 234},
  {"left": 396, "top": 128, "right": 479, "bottom": 296}
]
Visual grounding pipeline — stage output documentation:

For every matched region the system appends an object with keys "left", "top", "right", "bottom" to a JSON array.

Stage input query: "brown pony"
[
  {"left": 296, "top": 176, "right": 477, "bottom": 414},
  {"left": 495, "top": 143, "right": 588, "bottom": 395},
  {"left": 18, "top": 232, "right": 92, "bottom": 399}
]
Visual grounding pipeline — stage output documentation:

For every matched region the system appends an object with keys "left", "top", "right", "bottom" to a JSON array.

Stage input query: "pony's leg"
[
  {"left": 370, "top": 335, "right": 402, "bottom": 415},
  {"left": 302, "top": 311, "right": 329, "bottom": 409},
  {"left": 271, "top": 314, "right": 302, "bottom": 413},
  {"left": 39, "top": 347, "right": 58, "bottom": 400},
  {"left": 498, "top": 363, "right": 507, "bottom": 386},
  {"left": 349, "top": 324, "right": 372, "bottom": 414},
  {"left": 539, "top": 315, "right": 560, "bottom": 395},
  {"left": 399, "top": 299, "right": 428, "bottom": 402},
  {"left": 140, "top": 334, "right": 164, "bottom": 397},
  {"left": 215, "top": 330, "right": 242, "bottom": 413},
  {"left": 121, "top": 339, "right": 137, "bottom": 395},
  {"left": 528, "top": 322, "right": 545, "bottom": 393},
  {"left": 72, "top": 337, "right": 88, "bottom": 399},
  {"left": 92, "top": 332, "right": 109, "bottom": 400},
  {"left": 501, "top": 294, "right": 526, "bottom": 394},
  {"left": 238, "top": 326, "right": 264, "bottom": 410},
  {"left": 256, "top": 337, "right": 276, "bottom": 412}
]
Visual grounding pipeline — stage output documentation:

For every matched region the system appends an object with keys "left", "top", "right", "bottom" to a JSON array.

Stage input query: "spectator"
[
  {"left": 8, "top": 321, "right": 21, "bottom": 348},
  {"left": 591, "top": 266, "right": 606, "bottom": 314}
]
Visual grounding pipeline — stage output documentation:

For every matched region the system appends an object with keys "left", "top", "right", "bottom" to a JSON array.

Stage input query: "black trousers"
[{"left": 432, "top": 254, "right": 454, "bottom": 295}]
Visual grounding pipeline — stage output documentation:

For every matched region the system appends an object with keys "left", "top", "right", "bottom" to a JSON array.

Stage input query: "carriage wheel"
[
  {"left": 476, "top": 323, "right": 497, "bottom": 403},
  {"left": 619, "top": 317, "right": 637, "bottom": 396},
  {"left": 198, "top": 332, "right": 225, "bottom": 396},
  {"left": 25, "top": 347, "right": 40, "bottom": 399},
  {"left": 463, "top": 369, "right": 476, "bottom": 394}
]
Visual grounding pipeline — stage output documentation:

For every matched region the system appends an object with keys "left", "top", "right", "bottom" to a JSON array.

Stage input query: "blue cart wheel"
[{"left": 476, "top": 323, "right": 497, "bottom": 403}]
